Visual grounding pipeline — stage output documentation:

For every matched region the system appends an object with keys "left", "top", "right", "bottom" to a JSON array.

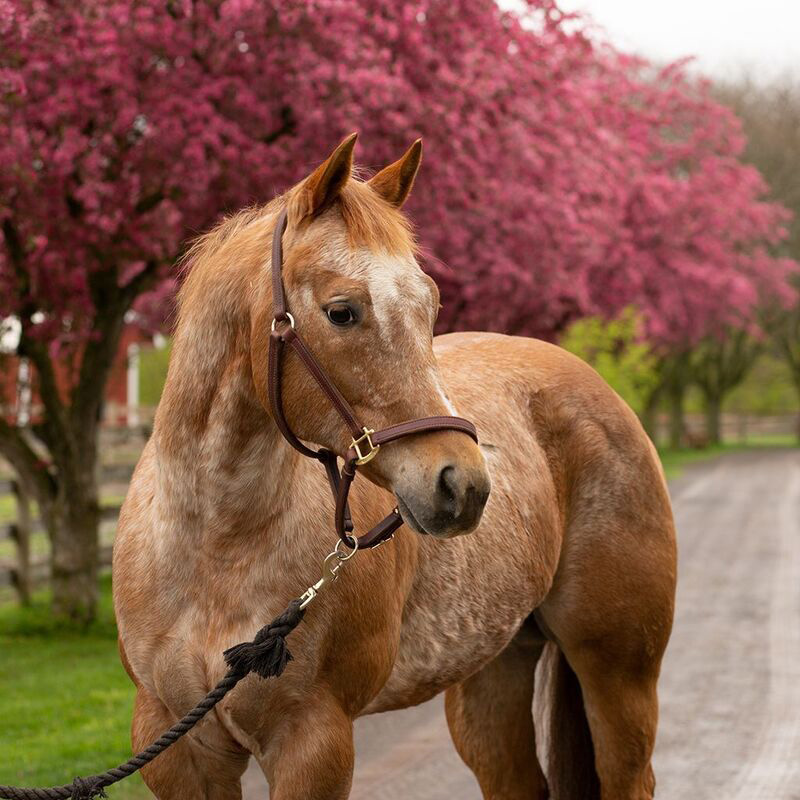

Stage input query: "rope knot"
[
  {"left": 223, "top": 599, "right": 305, "bottom": 680},
  {"left": 69, "top": 777, "right": 106, "bottom": 800}
]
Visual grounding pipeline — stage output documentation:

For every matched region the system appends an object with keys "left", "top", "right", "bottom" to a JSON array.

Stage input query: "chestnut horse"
[{"left": 113, "top": 134, "right": 676, "bottom": 800}]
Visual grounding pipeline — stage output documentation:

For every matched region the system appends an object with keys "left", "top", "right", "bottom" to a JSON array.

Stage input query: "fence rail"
[
  {"left": 0, "top": 504, "right": 119, "bottom": 542},
  {"left": 0, "top": 465, "right": 128, "bottom": 598},
  {"left": 0, "top": 463, "right": 134, "bottom": 497},
  {"left": 1, "top": 545, "right": 114, "bottom": 593}
]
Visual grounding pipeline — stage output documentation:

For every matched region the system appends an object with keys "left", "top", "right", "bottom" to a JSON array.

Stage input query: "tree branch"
[
  {"left": 134, "top": 191, "right": 165, "bottom": 215},
  {"left": 263, "top": 106, "right": 296, "bottom": 144},
  {"left": 2, "top": 218, "right": 72, "bottom": 456},
  {"left": 121, "top": 258, "right": 162, "bottom": 302},
  {"left": 71, "top": 258, "right": 162, "bottom": 436},
  {"left": 18, "top": 331, "right": 73, "bottom": 457},
  {"left": 70, "top": 297, "right": 127, "bottom": 437},
  {"left": 0, "top": 417, "right": 56, "bottom": 508}
]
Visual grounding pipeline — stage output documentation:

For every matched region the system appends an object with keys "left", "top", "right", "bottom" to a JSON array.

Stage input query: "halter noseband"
[{"left": 267, "top": 207, "right": 479, "bottom": 550}]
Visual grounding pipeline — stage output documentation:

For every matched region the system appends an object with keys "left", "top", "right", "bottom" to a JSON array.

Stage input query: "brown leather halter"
[{"left": 267, "top": 207, "right": 479, "bottom": 550}]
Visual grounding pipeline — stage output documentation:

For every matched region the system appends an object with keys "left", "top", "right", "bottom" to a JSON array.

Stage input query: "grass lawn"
[{"left": 0, "top": 576, "right": 149, "bottom": 799}]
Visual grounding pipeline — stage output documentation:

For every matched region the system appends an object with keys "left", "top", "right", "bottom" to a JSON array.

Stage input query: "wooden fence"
[{"left": 0, "top": 464, "right": 133, "bottom": 602}]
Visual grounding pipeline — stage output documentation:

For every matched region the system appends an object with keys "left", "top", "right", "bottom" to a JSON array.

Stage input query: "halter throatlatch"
[{"left": 267, "top": 207, "right": 479, "bottom": 550}]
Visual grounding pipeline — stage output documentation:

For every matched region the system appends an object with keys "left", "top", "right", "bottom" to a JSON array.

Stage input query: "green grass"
[
  {"left": 657, "top": 434, "right": 799, "bottom": 478},
  {"left": 139, "top": 341, "right": 171, "bottom": 408},
  {"left": 0, "top": 493, "right": 21, "bottom": 524},
  {"left": 0, "top": 576, "right": 149, "bottom": 799}
]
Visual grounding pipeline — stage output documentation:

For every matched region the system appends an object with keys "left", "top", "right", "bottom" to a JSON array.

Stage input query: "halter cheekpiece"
[{"left": 267, "top": 207, "right": 479, "bottom": 549}]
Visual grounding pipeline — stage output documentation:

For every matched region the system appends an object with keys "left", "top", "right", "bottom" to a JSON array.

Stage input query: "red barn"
[{"left": 1, "top": 321, "right": 151, "bottom": 427}]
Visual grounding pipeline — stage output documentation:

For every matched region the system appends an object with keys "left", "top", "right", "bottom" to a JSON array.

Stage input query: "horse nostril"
[{"left": 437, "top": 465, "right": 459, "bottom": 510}]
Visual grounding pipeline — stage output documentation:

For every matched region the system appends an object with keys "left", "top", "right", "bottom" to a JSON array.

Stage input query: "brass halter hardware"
[{"left": 350, "top": 427, "right": 380, "bottom": 465}]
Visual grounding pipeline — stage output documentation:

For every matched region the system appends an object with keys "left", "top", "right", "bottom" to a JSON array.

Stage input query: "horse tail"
[{"left": 541, "top": 641, "right": 600, "bottom": 799}]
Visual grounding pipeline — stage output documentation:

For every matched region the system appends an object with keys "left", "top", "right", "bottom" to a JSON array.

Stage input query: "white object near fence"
[
  {"left": 16, "top": 357, "right": 31, "bottom": 427},
  {"left": 127, "top": 342, "right": 140, "bottom": 428}
]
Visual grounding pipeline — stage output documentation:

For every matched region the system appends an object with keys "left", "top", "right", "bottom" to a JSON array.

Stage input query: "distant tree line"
[{"left": 565, "top": 75, "right": 800, "bottom": 448}]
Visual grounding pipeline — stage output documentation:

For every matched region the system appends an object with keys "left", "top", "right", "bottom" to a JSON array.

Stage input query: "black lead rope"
[{"left": 0, "top": 600, "right": 306, "bottom": 800}]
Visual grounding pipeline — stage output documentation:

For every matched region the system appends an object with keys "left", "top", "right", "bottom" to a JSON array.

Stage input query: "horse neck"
[{"left": 151, "top": 301, "right": 305, "bottom": 546}]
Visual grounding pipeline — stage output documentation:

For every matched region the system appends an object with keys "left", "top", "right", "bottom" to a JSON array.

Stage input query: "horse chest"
[{"left": 364, "top": 536, "right": 543, "bottom": 713}]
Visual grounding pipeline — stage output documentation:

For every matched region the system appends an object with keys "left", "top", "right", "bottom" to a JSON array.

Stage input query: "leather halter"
[{"left": 267, "top": 207, "right": 479, "bottom": 549}]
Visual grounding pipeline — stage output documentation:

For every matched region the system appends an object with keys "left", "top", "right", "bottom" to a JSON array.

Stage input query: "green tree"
[
  {"left": 560, "top": 309, "right": 660, "bottom": 419},
  {"left": 689, "top": 331, "right": 762, "bottom": 445}
]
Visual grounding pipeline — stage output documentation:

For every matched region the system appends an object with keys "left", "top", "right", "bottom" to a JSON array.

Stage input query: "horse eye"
[{"left": 326, "top": 304, "right": 357, "bottom": 327}]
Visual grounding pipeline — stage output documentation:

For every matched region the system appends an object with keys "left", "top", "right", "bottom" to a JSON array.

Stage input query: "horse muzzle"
[{"left": 396, "top": 460, "right": 490, "bottom": 538}]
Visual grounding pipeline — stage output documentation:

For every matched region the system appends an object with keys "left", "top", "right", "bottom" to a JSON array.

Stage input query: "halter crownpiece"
[{"left": 267, "top": 207, "right": 479, "bottom": 550}]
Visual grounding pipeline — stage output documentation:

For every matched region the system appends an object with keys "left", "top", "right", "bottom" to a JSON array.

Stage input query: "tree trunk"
[
  {"left": 667, "top": 382, "right": 685, "bottom": 450},
  {"left": 2, "top": 230, "right": 159, "bottom": 624},
  {"left": 640, "top": 387, "right": 662, "bottom": 444},
  {"left": 704, "top": 392, "right": 723, "bottom": 446},
  {"left": 48, "top": 493, "right": 100, "bottom": 623},
  {"left": 47, "top": 442, "right": 101, "bottom": 624}
]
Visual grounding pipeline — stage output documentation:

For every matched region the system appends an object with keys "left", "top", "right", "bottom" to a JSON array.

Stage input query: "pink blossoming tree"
[{"left": 0, "top": 0, "right": 793, "bottom": 619}]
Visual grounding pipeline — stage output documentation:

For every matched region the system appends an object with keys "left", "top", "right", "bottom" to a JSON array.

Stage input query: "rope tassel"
[
  {"left": 223, "top": 600, "right": 305, "bottom": 679},
  {"left": 68, "top": 779, "right": 105, "bottom": 800}
]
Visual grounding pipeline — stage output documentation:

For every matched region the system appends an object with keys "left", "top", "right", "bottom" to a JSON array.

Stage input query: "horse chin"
[{"left": 396, "top": 495, "right": 474, "bottom": 539}]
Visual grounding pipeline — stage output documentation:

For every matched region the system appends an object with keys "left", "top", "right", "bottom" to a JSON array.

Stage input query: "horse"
[{"left": 113, "top": 133, "right": 677, "bottom": 800}]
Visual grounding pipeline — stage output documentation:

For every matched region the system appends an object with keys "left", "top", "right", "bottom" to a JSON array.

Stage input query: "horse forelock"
[{"left": 176, "top": 173, "right": 418, "bottom": 318}]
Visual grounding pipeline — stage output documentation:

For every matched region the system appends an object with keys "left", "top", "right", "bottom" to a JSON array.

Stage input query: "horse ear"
[
  {"left": 369, "top": 139, "right": 423, "bottom": 208},
  {"left": 297, "top": 132, "right": 358, "bottom": 219}
]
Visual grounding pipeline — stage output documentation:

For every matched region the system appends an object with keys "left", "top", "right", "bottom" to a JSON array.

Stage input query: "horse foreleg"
[
  {"left": 132, "top": 687, "right": 249, "bottom": 800},
  {"left": 444, "top": 627, "right": 549, "bottom": 800},
  {"left": 254, "top": 691, "right": 354, "bottom": 800}
]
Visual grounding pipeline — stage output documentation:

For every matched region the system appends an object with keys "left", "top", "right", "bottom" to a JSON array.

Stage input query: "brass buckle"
[{"left": 351, "top": 427, "right": 380, "bottom": 465}]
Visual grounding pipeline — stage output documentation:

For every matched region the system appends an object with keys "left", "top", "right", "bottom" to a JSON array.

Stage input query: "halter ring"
[{"left": 271, "top": 312, "right": 295, "bottom": 332}]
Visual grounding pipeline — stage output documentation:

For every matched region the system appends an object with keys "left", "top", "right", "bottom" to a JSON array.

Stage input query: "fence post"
[
  {"left": 127, "top": 342, "right": 141, "bottom": 428},
  {"left": 8, "top": 478, "right": 32, "bottom": 605}
]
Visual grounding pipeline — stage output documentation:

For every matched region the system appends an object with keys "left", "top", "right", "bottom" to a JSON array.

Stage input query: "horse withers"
[{"left": 113, "top": 134, "right": 676, "bottom": 800}]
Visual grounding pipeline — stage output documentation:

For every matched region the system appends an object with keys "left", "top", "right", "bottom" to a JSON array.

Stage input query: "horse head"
[{"left": 250, "top": 134, "right": 490, "bottom": 538}]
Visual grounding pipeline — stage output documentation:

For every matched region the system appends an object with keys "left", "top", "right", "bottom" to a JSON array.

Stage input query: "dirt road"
[{"left": 243, "top": 448, "right": 800, "bottom": 799}]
